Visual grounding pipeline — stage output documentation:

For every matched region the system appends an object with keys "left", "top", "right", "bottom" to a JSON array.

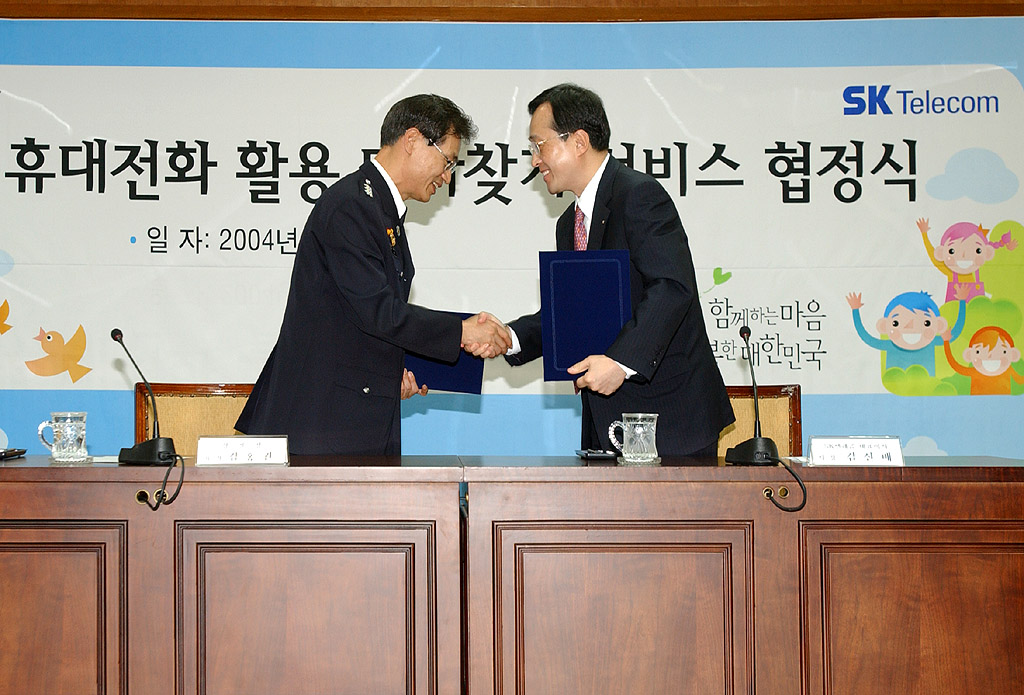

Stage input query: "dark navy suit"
[
  {"left": 506, "top": 156, "right": 734, "bottom": 456},
  {"left": 236, "top": 161, "right": 462, "bottom": 455}
]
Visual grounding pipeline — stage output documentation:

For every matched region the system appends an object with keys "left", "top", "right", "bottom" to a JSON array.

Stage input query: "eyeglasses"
[
  {"left": 429, "top": 140, "right": 459, "bottom": 174},
  {"left": 527, "top": 132, "right": 571, "bottom": 157}
]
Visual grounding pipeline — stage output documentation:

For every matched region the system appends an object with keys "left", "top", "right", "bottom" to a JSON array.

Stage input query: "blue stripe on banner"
[
  {"left": 400, "top": 393, "right": 584, "bottom": 456},
  {"left": 2, "top": 390, "right": 1020, "bottom": 459},
  {"left": 408, "top": 393, "right": 1024, "bottom": 458},
  {"left": 0, "top": 19, "right": 1021, "bottom": 78},
  {"left": 0, "top": 389, "right": 134, "bottom": 456},
  {"left": 802, "top": 393, "right": 1024, "bottom": 459}
]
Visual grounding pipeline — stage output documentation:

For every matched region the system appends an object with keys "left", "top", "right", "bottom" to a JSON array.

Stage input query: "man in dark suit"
[
  {"left": 236, "top": 94, "right": 510, "bottom": 455},
  {"left": 504, "top": 84, "right": 734, "bottom": 458}
]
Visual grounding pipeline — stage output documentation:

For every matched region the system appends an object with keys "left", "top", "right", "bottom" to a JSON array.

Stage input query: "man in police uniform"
[{"left": 237, "top": 94, "right": 509, "bottom": 455}]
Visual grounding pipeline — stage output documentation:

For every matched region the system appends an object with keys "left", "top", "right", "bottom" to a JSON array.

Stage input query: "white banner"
[{"left": 2, "top": 19, "right": 1022, "bottom": 457}]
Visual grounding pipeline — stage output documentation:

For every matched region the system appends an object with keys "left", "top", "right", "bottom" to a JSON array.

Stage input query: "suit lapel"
[
  {"left": 588, "top": 157, "right": 618, "bottom": 250},
  {"left": 396, "top": 218, "right": 414, "bottom": 298},
  {"left": 359, "top": 161, "right": 412, "bottom": 297}
]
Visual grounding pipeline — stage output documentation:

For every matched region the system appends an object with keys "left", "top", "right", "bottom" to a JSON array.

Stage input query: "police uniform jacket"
[{"left": 236, "top": 161, "right": 462, "bottom": 455}]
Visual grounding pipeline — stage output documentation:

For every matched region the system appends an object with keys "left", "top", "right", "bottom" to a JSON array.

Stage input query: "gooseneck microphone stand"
[
  {"left": 111, "top": 328, "right": 183, "bottom": 510},
  {"left": 725, "top": 326, "right": 806, "bottom": 512}
]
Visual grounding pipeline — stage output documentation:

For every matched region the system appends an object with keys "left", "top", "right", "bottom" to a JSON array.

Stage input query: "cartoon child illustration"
[
  {"left": 943, "top": 325, "right": 1024, "bottom": 395},
  {"left": 846, "top": 287, "right": 967, "bottom": 376},
  {"left": 917, "top": 218, "right": 1017, "bottom": 302}
]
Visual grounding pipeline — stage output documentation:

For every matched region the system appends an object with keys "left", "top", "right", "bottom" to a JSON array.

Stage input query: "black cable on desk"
[
  {"left": 763, "top": 457, "right": 807, "bottom": 513},
  {"left": 138, "top": 454, "right": 185, "bottom": 511}
]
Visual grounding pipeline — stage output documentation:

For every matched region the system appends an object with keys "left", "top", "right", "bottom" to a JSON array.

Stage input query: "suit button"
[
  {"left": 650, "top": 359, "right": 658, "bottom": 368},
  {"left": 362, "top": 387, "right": 370, "bottom": 394}
]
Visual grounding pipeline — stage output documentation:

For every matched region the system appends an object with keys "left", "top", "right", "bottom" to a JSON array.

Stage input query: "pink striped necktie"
[{"left": 573, "top": 204, "right": 587, "bottom": 251}]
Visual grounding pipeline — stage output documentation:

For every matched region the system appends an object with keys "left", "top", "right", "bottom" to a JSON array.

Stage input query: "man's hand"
[
  {"left": 400, "top": 369, "right": 428, "bottom": 400},
  {"left": 461, "top": 312, "right": 511, "bottom": 359},
  {"left": 568, "top": 355, "right": 626, "bottom": 396}
]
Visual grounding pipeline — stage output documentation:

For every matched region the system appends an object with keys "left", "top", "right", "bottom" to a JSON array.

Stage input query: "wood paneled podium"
[{"left": 2, "top": 456, "right": 1022, "bottom": 695}]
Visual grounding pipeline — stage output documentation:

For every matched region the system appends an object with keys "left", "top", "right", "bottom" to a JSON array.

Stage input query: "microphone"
[
  {"left": 725, "top": 325, "right": 779, "bottom": 466},
  {"left": 111, "top": 328, "right": 177, "bottom": 466}
]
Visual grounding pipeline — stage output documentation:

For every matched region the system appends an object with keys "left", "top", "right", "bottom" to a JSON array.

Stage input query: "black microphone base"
[
  {"left": 725, "top": 437, "right": 779, "bottom": 466},
  {"left": 119, "top": 437, "right": 176, "bottom": 466}
]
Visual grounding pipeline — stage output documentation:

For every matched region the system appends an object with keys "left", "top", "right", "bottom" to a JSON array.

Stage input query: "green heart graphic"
[{"left": 713, "top": 267, "right": 732, "bottom": 285}]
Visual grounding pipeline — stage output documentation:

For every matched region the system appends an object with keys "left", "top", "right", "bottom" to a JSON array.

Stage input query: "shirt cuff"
[
  {"left": 506, "top": 325, "right": 522, "bottom": 355},
  {"left": 613, "top": 359, "right": 636, "bottom": 379}
]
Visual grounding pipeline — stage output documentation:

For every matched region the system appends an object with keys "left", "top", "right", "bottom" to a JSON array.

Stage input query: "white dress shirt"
[{"left": 371, "top": 156, "right": 407, "bottom": 220}]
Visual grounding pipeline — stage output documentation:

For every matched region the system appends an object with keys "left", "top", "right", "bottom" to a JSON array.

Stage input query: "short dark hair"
[
  {"left": 380, "top": 94, "right": 477, "bottom": 147},
  {"left": 528, "top": 83, "right": 611, "bottom": 152}
]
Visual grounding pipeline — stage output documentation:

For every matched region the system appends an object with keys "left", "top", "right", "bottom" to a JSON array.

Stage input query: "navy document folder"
[
  {"left": 404, "top": 312, "right": 485, "bottom": 394},
  {"left": 540, "top": 250, "right": 632, "bottom": 381}
]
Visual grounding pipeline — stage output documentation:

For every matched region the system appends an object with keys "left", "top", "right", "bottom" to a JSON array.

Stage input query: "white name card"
[
  {"left": 808, "top": 436, "right": 904, "bottom": 467},
  {"left": 196, "top": 435, "right": 289, "bottom": 466}
]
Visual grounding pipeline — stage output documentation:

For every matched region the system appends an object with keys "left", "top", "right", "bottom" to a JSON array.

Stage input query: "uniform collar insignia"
[{"left": 363, "top": 179, "right": 373, "bottom": 197}]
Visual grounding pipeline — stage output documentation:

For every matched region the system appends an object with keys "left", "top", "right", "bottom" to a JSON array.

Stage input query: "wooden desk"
[
  {"left": 462, "top": 459, "right": 1024, "bottom": 695},
  {"left": 2, "top": 457, "right": 1023, "bottom": 695},
  {"left": 0, "top": 458, "right": 463, "bottom": 695}
]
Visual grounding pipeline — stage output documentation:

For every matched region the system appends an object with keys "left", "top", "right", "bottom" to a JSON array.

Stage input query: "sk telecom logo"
[
  {"left": 843, "top": 84, "right": 1000, "bottom": 116},
  {"left": 843, "top": 85, "right": 893, "bottom": 114}
]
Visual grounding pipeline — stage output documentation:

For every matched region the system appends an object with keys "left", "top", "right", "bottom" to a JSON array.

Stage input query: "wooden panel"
[
  {"left": 466, "top": 474, "right": 762, "bottom": 695},
  {"left": 2, "top": 0, "right": 1022, "bottom": 21},
  {"left": 0, "top": 522, "right": 127, "bottom": 695},
  {"left": 464, "top": 464, "right": 1024, "bottom": 695},
  {"left": 176, "top": 520, "right": 442, "bottom": 695},
  {"left": 801, "top": 521, "right": 1024, "bottom": 695},
  {"left": 493, "top": 521, "right": 752, "bottom": 695},
  {"left": 0, "top": 461, "right": 462, "bottom": 695}
]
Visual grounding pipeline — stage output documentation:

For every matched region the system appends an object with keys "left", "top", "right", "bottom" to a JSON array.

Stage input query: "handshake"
[{"left": 461, "top": 312, "right": 512, "bottom": 359}]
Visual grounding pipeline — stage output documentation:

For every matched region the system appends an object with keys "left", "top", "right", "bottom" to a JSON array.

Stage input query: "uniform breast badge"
[{"left": 386, "top": 228, "right": 397, "bottom": 247}]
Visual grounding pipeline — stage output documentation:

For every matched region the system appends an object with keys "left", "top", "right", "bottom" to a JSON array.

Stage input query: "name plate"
[
  {"left": 808, "top": 436, "right": 904, "bottom": 467},
  {"left": 196, "top": 435, "right": 289, "bottom": 466}
]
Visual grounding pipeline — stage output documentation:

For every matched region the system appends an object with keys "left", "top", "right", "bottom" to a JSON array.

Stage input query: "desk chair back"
[
  {"left": 717, "top": 384, "right": 802, "bottom": 457},
  {"left": 134, "top": 383, "right": 253, "bottom": 458}
]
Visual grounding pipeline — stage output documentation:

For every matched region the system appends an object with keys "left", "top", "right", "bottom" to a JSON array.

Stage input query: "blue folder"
[
  {"left": 404, "top": 312, "right": 485, "bottom": 394},
  {"left": 540, "top": 250, "right": 632, "bottom": 381}
]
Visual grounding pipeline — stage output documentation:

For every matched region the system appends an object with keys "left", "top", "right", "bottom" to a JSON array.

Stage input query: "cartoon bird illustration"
[
  {"left": 0, "top": 299, "right": 10, "bottom": 334},
  {"left": 25, "top": 325, "right": 92, "bottom": 383}
]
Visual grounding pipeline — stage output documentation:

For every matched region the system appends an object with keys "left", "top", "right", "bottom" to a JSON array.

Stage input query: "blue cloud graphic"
[
  {"left": 926, "top": 148, "right": 1019, "bottom": 204},
  {"left": 0, "top": 250, "right": 13, "bottom": 277}
]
